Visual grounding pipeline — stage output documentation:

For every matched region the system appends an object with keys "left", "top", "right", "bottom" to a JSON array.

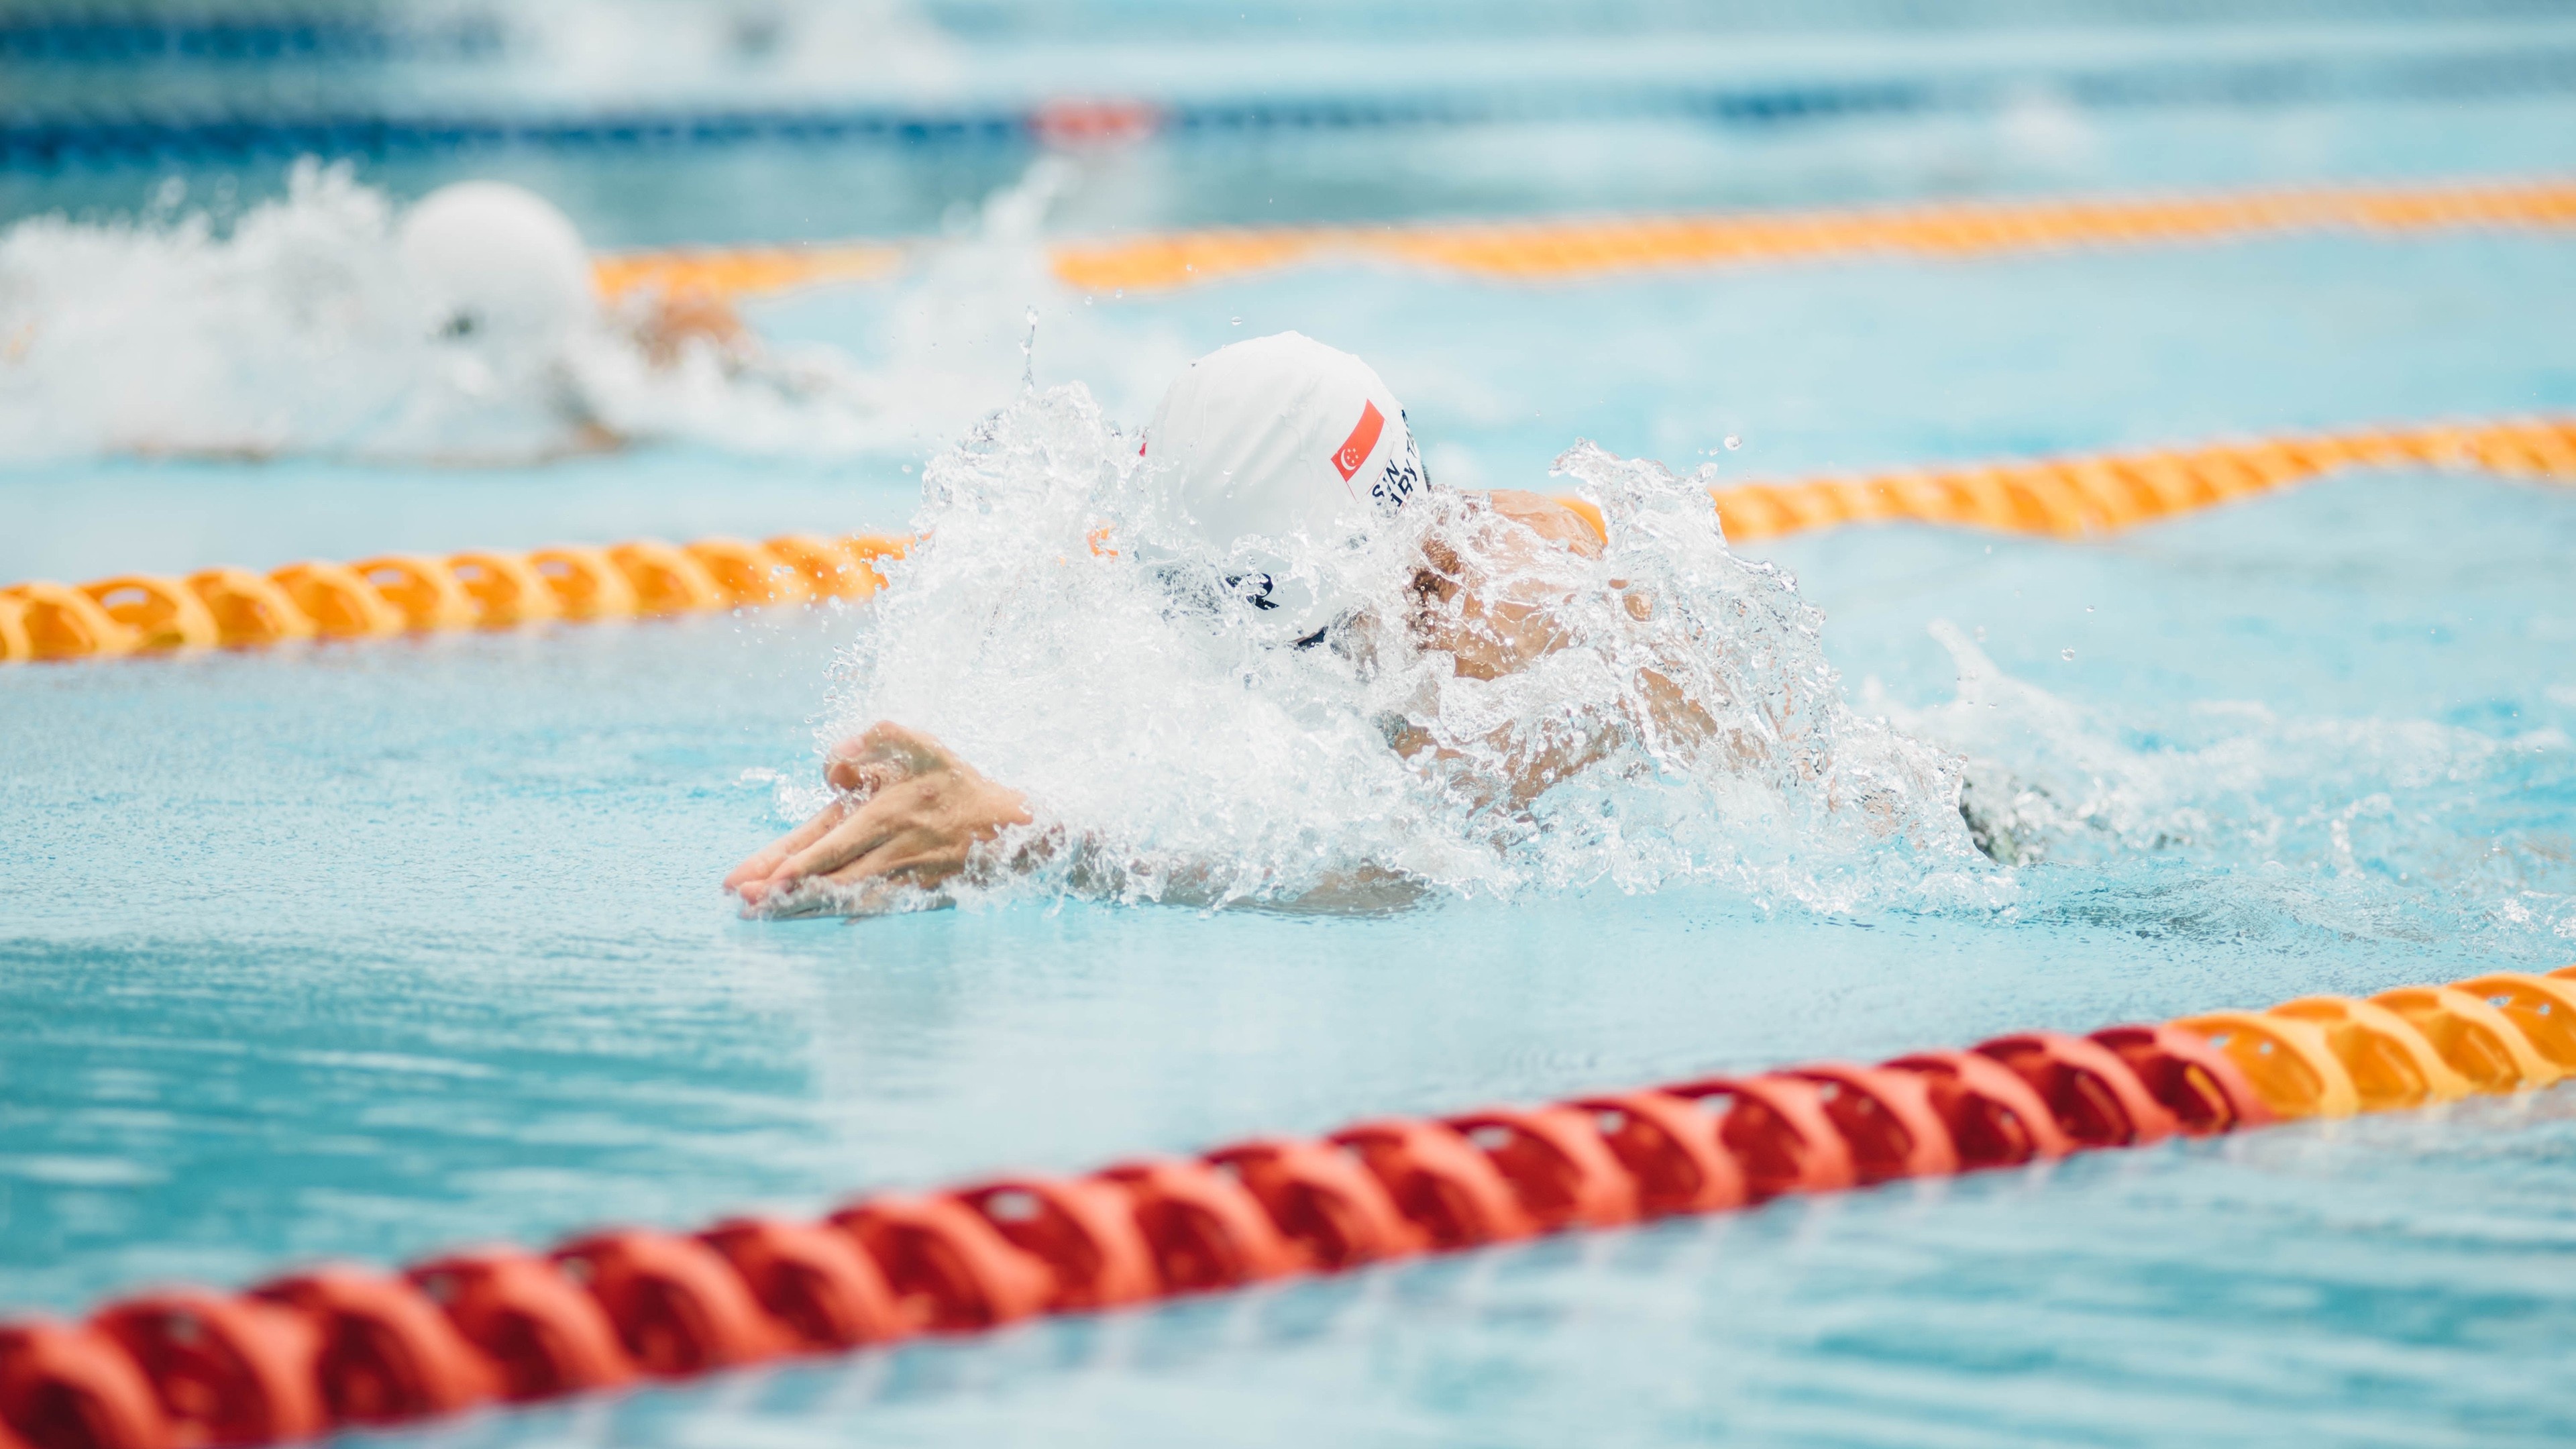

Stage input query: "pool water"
[{"left": 8, "top": 11, "right": 2576, "bottom": 1446}]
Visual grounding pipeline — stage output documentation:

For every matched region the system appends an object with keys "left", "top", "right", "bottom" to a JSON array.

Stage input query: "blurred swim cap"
[
  {"left": 1141, "top": 331, "right": 1432, "bottom": 641},
  {"left": 396, "top": 182, "right": 596, "bottom": 356}
]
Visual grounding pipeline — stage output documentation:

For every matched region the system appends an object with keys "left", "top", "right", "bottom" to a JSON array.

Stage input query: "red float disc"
[
  {"left": 1095, "top": 1159, "right": 1298, "bottom": 1292},
  {"left": 1200, "top": 1138, "right": 1419, "bottom": 1271},
  {"left": 1560, "top": 1091, "right": 1748, "bottom": 1216},
  {"left": 827, "top": 1195, "right": 1056, "bottom": 1332},
  {"left": 406, "top": 1248, "right": 637, "bottom": 1400}
]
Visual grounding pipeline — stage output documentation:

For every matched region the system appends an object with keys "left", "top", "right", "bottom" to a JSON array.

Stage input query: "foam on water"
[
  {"left": 793, "top": 382, "right": 1999, "bottom": 916},
  {"left": 1878, "top": 620, "right": 2576, "bottom": 949},
  {"left": 0, "top": 158, "right": 1198, "bottom": 468},
  {"left": 0, "top": 162, "right": 900, "bottom": 464}
]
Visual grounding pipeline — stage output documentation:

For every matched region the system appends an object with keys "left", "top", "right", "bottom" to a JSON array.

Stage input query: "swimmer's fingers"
[
  {"left": 730, "top": 728, "right": 926, "bottom": 897},
  {"left": 751, "top": 818, "right": 965, "bottom": 916},
  {"left": 751, "top": 725, "right": 1025, "bottom": 906},
  {"left": 723, "top": 798, "right": 851, "bottom": 895},
  {"left": 806, "top": 841, "right": 963, "bottom": 902},
  {"left": 765, "top": 793, "right": 912, "bottom": 886}
]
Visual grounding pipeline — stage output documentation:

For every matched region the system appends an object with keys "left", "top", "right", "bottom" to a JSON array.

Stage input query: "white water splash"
[
  {"left": 0, "top": 158, "right": 1161, "bottom": 466},
  {"left": 805, "top": 383, "right": 2000, "bottom": 916},
  {"left": 1880, "top": 620, "right": 2576, "bottom": 944}
]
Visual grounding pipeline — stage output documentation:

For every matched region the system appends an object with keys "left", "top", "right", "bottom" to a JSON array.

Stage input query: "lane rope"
[
  {"left": 0, "top": 535, "right": 910, "bottom": 665},
  {"left": 13, "top": 44, "right": 2576, "bottom": 169},
  {"left": 8, "top": 417, "right": 2572, "bottom": 667},
  {"left": 592, "top": 244, "right": 904, "bottom": 303},
  {"left": 582, "top": 178, "right": 2576, "bottom": 301},
  {"left": 0, "top": 14, "right": 498, "bottom": 64},
  {"left": 1043, "top": 178, "right": 2576, "bottom": 293},
  {"left": 1698, "top": 415, "right": 2576, "bottom": 545},
  {"left": 5, "top": 961, "right": 2573, "bottom": 1448}
]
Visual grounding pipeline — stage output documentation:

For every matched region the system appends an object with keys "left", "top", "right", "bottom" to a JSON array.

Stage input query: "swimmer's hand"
[{"left": 724, "top": 723, "right": 1033, "bottom": 916}]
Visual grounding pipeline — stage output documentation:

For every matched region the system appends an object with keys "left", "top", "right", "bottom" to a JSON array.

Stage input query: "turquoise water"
[{"left": 9, "top": 16, "right": 2576, "bottom": 1446}]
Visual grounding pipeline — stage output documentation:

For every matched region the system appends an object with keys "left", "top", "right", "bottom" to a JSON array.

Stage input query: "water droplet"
[
  {"left": 2060, "top": 648, "right": 2076, "bottom": 661},
  {"left": 1723, "top": 435, "right": 1741, "bottom": 450},
  {"left": 2085, "top": 604, "right": 2095, "bottom": 613},
  {"left": 902, "top": 464, "right": 913, "bottom": 474}
]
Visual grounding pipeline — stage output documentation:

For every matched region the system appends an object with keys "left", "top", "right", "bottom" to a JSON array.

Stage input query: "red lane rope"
[{"left": 7, "top": 964, "right": 2575, "bottom": 1448}]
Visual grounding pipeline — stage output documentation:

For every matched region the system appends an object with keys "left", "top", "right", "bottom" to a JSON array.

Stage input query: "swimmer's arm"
[
  {"left": 1481, "top": 490, "right": 1729, "bottom": 764},
  {"left": 1484, "top": 489, "right": 1605, "bottom": 556},
  {"left": 1392, "top": 491, "right": 1617, "bottom": 806},
  {"left": 726, "top": 723, "right": 1038, "bottom": 914},
  {"left": 1407, "top": 491, "right": 1717, "bottom": 804}
]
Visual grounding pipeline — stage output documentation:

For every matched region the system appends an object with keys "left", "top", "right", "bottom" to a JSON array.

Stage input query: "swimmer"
[
  {"left": 725, "top": 331, "right": 1723, "bottom": 915},
  {"left": 396, "top": 180, "right": 773, "bottom": 456}
]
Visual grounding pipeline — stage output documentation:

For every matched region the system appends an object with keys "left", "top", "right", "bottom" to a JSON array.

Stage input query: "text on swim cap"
[
  {"left": 1332, "top": 401, "right": 1385, "bottom": 481},
  {"left": 1369, "top": 413, "right": 1425, "bottom": 513}
]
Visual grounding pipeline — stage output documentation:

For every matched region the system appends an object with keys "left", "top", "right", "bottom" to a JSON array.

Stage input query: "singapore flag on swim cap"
[{"left": 1140, "top": 331, "right": 1434, "bottom": 639}]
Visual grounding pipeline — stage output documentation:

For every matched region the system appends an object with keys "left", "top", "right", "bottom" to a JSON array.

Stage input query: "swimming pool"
[{"left": 8, "top": 7, "right": 2576, "bottom": 1445}]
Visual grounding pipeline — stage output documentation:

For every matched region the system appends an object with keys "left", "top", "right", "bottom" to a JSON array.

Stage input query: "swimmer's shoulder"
[{"left": 1481, "top": 488, "right": 1607, "bottom": 556}]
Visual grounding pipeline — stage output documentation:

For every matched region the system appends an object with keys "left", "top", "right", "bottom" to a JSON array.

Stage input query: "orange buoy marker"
[
  {"left": 683, "top": 538, "right": 815, "bottom": 608},
  {"left": 267, "top": 563, "right": 404, "bottom": 640},
  {"left": 0, "top": 582, "right": 138, "bottom": 661},
  {"left": 445, "top": 551, "right": 564, "bottom": 629},
  {"left": 605, "top": 541, "right": 727, "bottom": 616},
  {"left": 80, "top": 578, "right": 219, "bottom": 652},
  {"left": 348, "top": 556, "right": 480, "bottom": 632},
  {"left": 526, "top": 547, "right": 641, "bottom": 621},
  {"left": 186, "top": 569, "right": 317, "bottom": 649}
]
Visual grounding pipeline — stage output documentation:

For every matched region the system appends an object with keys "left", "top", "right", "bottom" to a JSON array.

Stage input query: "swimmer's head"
[
  {"left": 1140, "top": 331, "right": 1434, "bottom": 643},
  {"left": 396, "top": 181, "right": 596, "bottom": 358}
]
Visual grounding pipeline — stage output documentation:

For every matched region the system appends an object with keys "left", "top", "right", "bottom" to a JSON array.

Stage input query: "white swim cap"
[
  {"left": 1141, "top": 331, "right": 1432, "bottom": 641},
  {"left": 396, "top": 181, "right": 596, "bottom": 356}
]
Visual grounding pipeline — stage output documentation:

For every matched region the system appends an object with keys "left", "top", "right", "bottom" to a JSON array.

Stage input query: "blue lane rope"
[
  {"left": 0, "top": 16, "right": 500, "bottom": 64},
  {"left": 3, "top": 46, "right": 2574, "bottom": 170}
]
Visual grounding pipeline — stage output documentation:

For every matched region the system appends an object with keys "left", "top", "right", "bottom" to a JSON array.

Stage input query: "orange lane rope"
[
  {"left": 1046, "top": 178, "right": 2576, "bottom": 293},
  {"left": 584, "top": 179, "right": 2576, "bottom": 303},
  {"left": 1690, "top": 415, "right": 2576, "bottom": 545},
  {"left": 590, "top": 242, "right": 906, "bottom": 303},
  {"left": 0, "top": 535, "right": 911, "bottom": 665},
  {"left": 7, "top": 417, "right": 2573, "bottom": 667},
  {"left": 5, "top": 961, "right": 2573, "bottom": 1449}
]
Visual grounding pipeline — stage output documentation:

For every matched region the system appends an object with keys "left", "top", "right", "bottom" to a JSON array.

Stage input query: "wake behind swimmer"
[
  {"left": 727, "top": 333, "right": 2000, "bottom": 920},
  {"left": 0, "top": 165, "right": 878, "bottom": 464}
]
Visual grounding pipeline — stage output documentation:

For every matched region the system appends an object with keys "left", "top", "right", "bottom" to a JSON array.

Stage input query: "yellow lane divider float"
[
  {"left": 590, "top": 242, "right": 906, "bottom": 305},
  {"left": 5, "top": 417, "right": 2571, "bottom": 665},
  {"left": 588, "top": 179, "right": 2576, "bottom": 304},
  {"left": 1046, "top": 178, "right": 2576, "bottom": 294},
  {"left": 1699, "top": 415, "right": 2576, "bottom": 545},
  {"left": 0, "top": 537, "right": 910, "bottom": 665},
  {"left": 5, "top": 963, "right": 2576, "bottom": 1449}
]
